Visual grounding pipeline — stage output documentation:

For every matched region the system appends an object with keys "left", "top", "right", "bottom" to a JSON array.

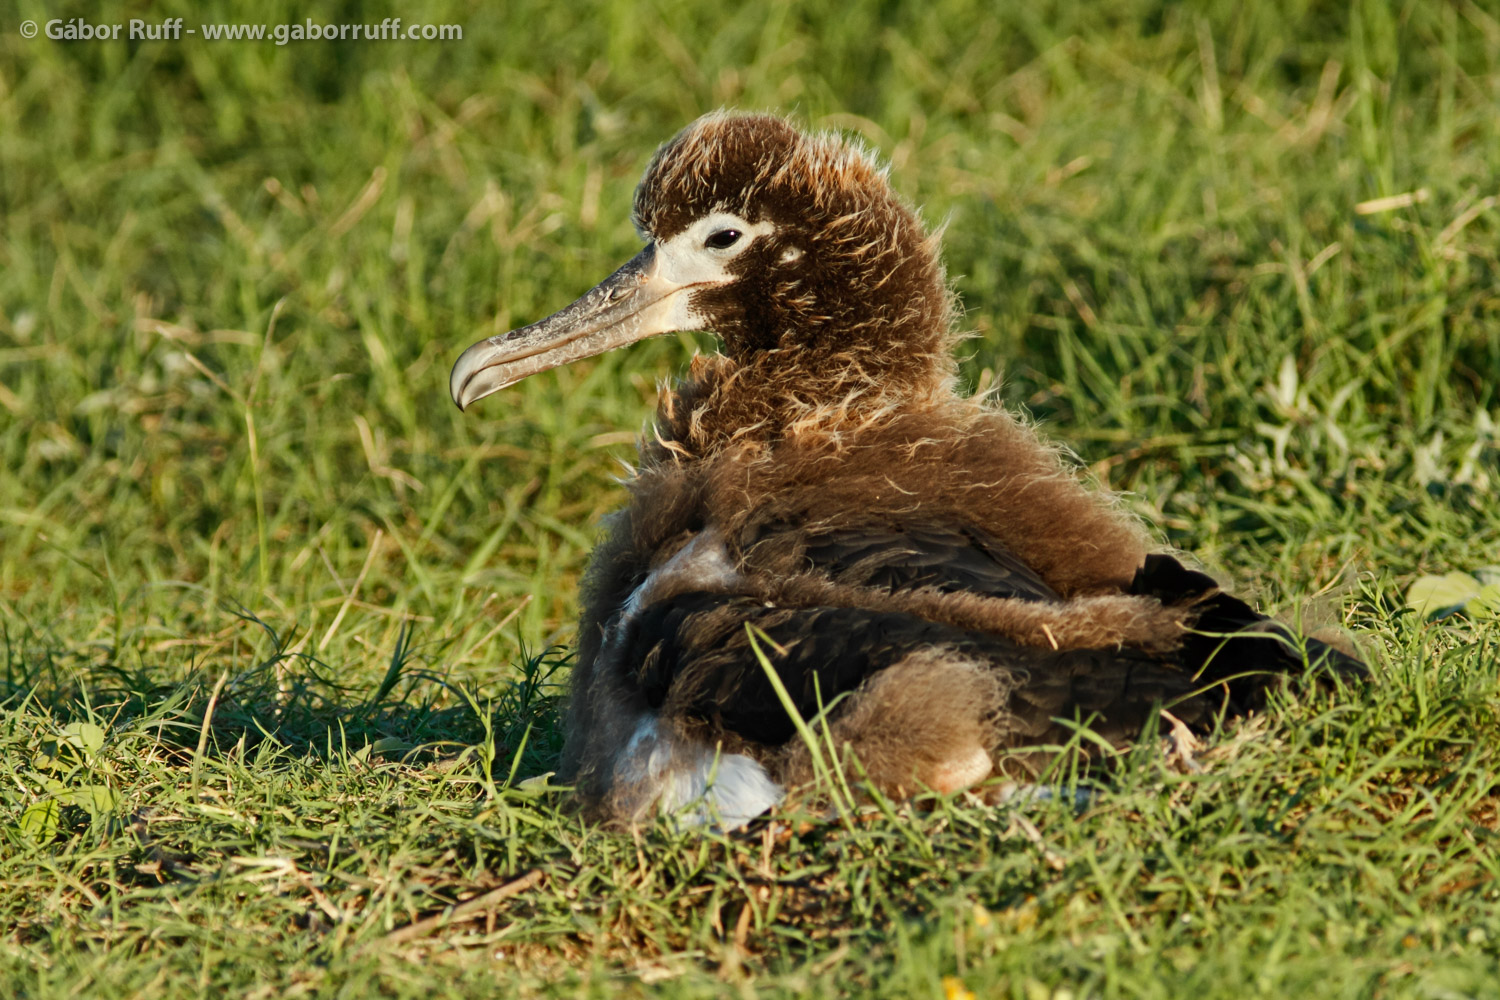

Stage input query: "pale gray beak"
[{"left": 451, "top": 245, "right": 697, "bottom": 410}]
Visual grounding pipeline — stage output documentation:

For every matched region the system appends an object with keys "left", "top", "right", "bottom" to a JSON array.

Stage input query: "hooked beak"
[{"left": 450, "top": 245, "right": 701, "bottom": 410}]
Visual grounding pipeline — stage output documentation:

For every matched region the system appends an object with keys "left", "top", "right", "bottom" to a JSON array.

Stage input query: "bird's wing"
[
  {"left": 743, "top": 519, "right": 1062, "bottom": 602},
  {"left": 1128, "top": 553, "right": 1367, "bottom": 697},
  {"left": 614, "top": 550, "right": 1362, "bottom": 756},
  {"left": 626, "top": 591, "right": 1234, "bottom": 753}
]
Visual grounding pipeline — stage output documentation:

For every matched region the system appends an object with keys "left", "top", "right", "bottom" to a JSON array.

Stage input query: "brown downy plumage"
[{"left": 451, "top": 112, "right": 1362, "bottom": 827}]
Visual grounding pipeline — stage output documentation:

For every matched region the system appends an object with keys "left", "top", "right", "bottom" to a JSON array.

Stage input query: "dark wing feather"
[
  {"left": 750, "top": 519, "right": 1061, "bottom": 601},
  {"left": 1129, "top": 553, "right": 1366, "bottom": 699},
  {"left": 628, "top": 591, "right": 1249, "bottom": 752}
]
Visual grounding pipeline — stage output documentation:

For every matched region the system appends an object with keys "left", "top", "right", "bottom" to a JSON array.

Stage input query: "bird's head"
[{"left": 451, "top": 112, "right": 954, "bottom": 412}]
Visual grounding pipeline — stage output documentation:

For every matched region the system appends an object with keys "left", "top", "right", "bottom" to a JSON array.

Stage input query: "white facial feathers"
[{"left": 654, "top": 212, "right": 776, "bottom": 285}]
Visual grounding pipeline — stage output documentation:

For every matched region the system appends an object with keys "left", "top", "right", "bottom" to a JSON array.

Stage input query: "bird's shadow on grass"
[{"left": 1, "top": 603, "right": 570, "bottom": 789}]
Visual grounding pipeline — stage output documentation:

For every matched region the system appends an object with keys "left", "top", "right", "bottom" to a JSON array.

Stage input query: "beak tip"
[{"left": 450, "top": 353, "right": 479, "bottom": 412}]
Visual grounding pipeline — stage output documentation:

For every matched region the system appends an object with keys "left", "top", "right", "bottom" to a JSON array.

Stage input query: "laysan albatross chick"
[{"left": 450, "top": 112, "right": 1361, "bottom": 828}]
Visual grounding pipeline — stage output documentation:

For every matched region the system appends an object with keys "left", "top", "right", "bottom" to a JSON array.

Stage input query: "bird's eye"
[{"left": 704, "top": 229, "right": 742, "bottom": 250}]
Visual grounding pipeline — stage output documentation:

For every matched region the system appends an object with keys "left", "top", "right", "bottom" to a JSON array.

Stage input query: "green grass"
[{"left": 3, "top": 0, "right": 1499, "bottom": 995}]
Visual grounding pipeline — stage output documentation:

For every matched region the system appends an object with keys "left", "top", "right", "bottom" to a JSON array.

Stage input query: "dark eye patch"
[{"left": 704, "top": 229, "right": 742, "bottom": 250}]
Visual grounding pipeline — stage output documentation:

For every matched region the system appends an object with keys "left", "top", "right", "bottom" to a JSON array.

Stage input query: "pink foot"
[{"left": 924, "top": 745, "right": 992, "bottom": 794}]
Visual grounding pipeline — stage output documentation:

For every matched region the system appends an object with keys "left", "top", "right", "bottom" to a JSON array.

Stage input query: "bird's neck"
[{"left": 643, "top": 345, "right": 959, "bottom": 463}]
